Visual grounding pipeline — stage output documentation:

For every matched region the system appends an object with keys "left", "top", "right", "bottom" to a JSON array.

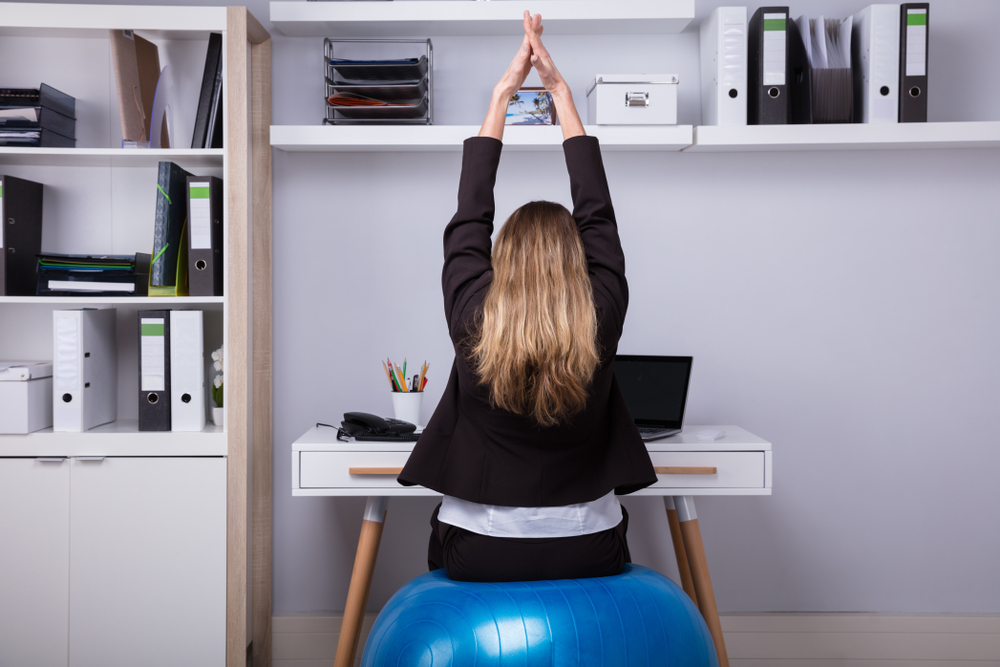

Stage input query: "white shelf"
[
  {"left": 271, "top": 122, "right": 1000, "bottom": 153},
  {"left": 270, "top": 124, "right": 694, "bottom": 152},
  {"left": 0, "top": 2, "right": 226, "bottom": 36},
  {"left": 0, "top": 148, "right": 225, "bottom": 169},
  {"left": 686, "top": 121, "right": 1000, "bottom": 152},
  {"left": 270, "top": 0, "right": 694, "bottom": 37},
  {"left": 0, "top": 420, "right": 226, "bottom": 457},
  {"left": 0, "top": 296, "right": 225, "bottom": 305}
]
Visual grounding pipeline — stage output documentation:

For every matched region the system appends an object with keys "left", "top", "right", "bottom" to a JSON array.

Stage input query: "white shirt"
[{"left": 438, "top": 490, "right": 623, "bottom": 538}]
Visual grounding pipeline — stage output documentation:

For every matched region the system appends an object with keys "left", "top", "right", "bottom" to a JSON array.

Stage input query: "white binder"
[
  {"left": 700, "top": 6, "right": 748, "bottom": 126},
  {"left": 169, "top": 310, "right": 206, "bottom": 432},
  {"left": 52, "top": 309, "right": 117, "bottom": 432},
  {"left": 852, "top": 4, "right": 901, "bottom": 123}
]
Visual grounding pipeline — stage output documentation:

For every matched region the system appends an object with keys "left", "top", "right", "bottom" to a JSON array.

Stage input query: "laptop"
[{"left": 614, "top": 355, "right": 693, "bottom": 441}]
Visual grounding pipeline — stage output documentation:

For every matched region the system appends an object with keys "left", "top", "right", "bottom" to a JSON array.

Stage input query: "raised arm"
[
  {"left": 524, "top": 13, "right": 585, "bottom": 141},
  {"left": 479, "top": 12, "right": 538, "bottom": 141}
]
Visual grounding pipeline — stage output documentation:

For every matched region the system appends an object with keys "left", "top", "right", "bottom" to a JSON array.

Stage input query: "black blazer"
[{"left": 398, "top": 135, "right": 657, "bottom": 507}]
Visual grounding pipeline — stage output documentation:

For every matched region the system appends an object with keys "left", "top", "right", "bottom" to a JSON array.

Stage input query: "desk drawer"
[
  {"left": 648, "top": 451, "right": 764, "bottom": 488},
  {"left": 299, "top": 451, "right": 410, "bottom": 489}
]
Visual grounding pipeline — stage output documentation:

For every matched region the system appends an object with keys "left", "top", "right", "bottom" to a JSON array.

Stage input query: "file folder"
[
  {"left": 899, "top": 3, "right": 929, "bottom": 122},
  {"left": 53, "top": 309, "right": 117, "bottom": 432},
  {"left": 748, "top": 7, "right": 791, "bottom": 124},
  {"left": 139, "top": 310, "right": 171, "bottom": 431},
  {"left": 701, "top": 7, "right": 748, "bottom": 126},
  {"left": 149, "top": 161, "right": 193, "bottom": 296},
  {"left": 852, "top": 5, "right": 901, "bottom": 124},
  {"left": 0, "top": 174, "right": 43, "bottom": 296},
  {"left": 170, "top": 311, "right": 205, "bottom": 432},
  {"left": 187, "top": 176, "right": 223, "bottom": 297},
  {"left": 192, "top": 33, "right": 223, "bottom": 149}
]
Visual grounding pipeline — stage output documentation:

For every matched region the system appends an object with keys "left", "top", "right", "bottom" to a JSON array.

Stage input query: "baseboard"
[{"left": 272, "top": 612, "right": 1000, "bottom": 667}]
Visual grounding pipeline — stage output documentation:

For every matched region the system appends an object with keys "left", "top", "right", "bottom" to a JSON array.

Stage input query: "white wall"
[{"left": 51, "top": 0, "right": 1000, "bottom": 615}]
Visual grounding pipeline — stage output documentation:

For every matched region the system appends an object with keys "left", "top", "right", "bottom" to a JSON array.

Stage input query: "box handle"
[
  {"left": 349, "top": 467, "right": 403, "bottom": 475},
  {"left": 626, "top": 92, "right": 650, "bottom": 107},
  {"left": 654, "top": 466, "right": 717, "bottom": 475}
]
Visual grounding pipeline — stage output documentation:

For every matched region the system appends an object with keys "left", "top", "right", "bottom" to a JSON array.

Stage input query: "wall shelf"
[
  {"left": 0, "top": 296, "right": 225, "bottom": 305},
  {"left": 270, "top": 121, "right": 1000, "bottom": 153},
  {"left": 0, "top": 420, "right": 226, "bottom": 457},
  {"left": 686, "top": 121, "right": 1000, "bottom": 152},
  {"left": 0, "top": 2, "right": 225, "bottom": 36},
  {"left": 270, "top": 124, "right": 694, "bottom": 152},
  {"left": 0, "top": 148, "right": 225, "bottom": 169},
  {"left": 269, "top": 0, "right": 695, "bottom": 37}
]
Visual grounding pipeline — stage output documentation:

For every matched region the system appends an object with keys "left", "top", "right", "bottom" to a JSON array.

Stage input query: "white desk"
[{"left": 292, "top": 424, "right": 772, "bottom": 667}]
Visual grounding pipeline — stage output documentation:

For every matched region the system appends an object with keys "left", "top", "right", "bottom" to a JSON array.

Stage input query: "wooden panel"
[
  {"left": 226, "top": 7, "right": 251, "bottom": 667},
  {"left": 0, "top": 458, "right": 70, "bottom": 667},
  {"left": 69, "top": 457, "right": 226, "bottom": 667},
  {"left": 249, "top": 21, "right": 274, "bottom": 667}
]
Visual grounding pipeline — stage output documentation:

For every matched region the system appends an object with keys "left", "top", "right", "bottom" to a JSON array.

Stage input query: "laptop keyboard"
[{"left": 637, "top": 427, "right": 667, "bottom": 435}]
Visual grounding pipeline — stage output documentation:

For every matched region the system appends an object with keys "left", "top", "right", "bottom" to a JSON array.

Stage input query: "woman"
[{"left": 398, "top": 12, "right": 657, "bottom": 582}]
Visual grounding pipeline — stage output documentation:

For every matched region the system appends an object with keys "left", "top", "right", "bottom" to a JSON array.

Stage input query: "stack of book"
[
  {"left": 35, "top": 253, "right": 151, "bottom": 296},
  {"left": 0, "top": 84, "right": 76, "bottom": 147},
  {"left": 324, "top": 38, "right": 433, "bottom": 125}
]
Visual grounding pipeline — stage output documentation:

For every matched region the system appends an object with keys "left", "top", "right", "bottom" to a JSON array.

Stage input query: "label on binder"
[
  {"left": 763, "top": 14, "right": 787, "bottom": 86},
  {"left": 723, "top": 20, "right": 746, "bottom": 88},
  {"left": 54, "top": 315, "right": 78, "bottom": 391},
  {"left": 189, "top": 183, "right": 212, "bottom": 250},
  {"left": 141, "top": 317, "right": 165, "bottom": 391},
  {"left": 905, "top": 9, "right": 927, "bottom": 77}
]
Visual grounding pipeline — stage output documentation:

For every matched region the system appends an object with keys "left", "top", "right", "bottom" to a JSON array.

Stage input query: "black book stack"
[{"left": 0, "top": 84, "right": 76, "bottom": 148}]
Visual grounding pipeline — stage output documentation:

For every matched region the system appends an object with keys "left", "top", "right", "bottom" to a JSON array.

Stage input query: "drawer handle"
[
  {"left": 349, "top": 467, "right": 403, "bottom": 475},
  {"left": 654, "top": 466, "right": 717, "bottom": 475}
]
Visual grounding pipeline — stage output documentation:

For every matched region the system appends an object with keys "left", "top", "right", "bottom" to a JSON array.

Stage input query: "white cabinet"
[
  {"left": 0, "top": 458, "right": 70, "bottom": 667},
  {"left": 0, "top": 457, "right": 226, "bottom": 667}
]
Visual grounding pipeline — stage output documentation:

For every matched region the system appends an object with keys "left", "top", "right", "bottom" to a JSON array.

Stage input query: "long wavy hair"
[{"left": 469, "top": 200, "right": 599, "bottom": 426}]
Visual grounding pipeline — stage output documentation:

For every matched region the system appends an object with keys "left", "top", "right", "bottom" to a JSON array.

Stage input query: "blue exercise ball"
[{"left": 360, "top": 564, "right": 718, "bottom": 667}]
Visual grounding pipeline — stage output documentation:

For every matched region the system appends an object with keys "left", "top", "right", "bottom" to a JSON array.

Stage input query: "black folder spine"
[
  {"left": 151, "top": 161, "right": 193, "bottom": 288},
  {"left": 899, "top": 3, "right": 929, "bottom": 122},
  {"left": 0, "top": 175, "right": 43, "bottom": 297},
  {"left": 187, "top": 176, "right": 224, "bottom": 297},
  {"left": 748, "top": 7, "right": 791, "bottom": 125},
  {"left": 192, "top": 33, "right": 222, "bottom": 149},
  {"left": 138, "top": 310, "right": 171, "bottom": 431}
]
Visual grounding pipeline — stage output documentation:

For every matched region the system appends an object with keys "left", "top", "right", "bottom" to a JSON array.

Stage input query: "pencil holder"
[{"left": 391, "top": 391, "right": 423, "bottom": 427}]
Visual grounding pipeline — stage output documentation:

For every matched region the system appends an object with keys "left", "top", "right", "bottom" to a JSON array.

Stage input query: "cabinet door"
[
  {"left": 0, "top": 458, "right": 70, "bottom": 667},
  {"left": 69, "top": 457, "right": 226, "bottom": 667}
]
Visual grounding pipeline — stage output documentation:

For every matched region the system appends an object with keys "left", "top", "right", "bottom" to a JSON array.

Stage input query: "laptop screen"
[{"left": 614, "top": 355, "right": 693, "bottom": 427}]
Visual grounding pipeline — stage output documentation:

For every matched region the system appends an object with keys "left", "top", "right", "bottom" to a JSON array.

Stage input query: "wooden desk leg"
[
  {"left": 663, "top": 496, "right": 699, "bottom": 609},
  {"left": 334, "top": 496, "right": 388, "bottom": 667},
  {"left": 675, "top": 496, "right": 730, "bottom": 667}
]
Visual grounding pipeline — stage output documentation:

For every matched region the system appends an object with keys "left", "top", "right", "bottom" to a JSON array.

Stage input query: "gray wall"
[{"left": 61, "top": 0, "right": 1000, "bottom": 614}]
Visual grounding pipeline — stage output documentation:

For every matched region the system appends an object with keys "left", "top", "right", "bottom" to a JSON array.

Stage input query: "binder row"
[
  {"left": 0, "top": 169, "right": 223, "bottom": 297},
  {"left": 700, "top": 4, "right": 930, "bottom": 126},
  {"left": 51, "top": 309, "right": 211, "bottom": 433}
]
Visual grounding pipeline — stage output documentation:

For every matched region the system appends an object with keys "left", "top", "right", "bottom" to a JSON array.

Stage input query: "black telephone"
[{"left": 338, "top": 412, "right": 419, "bottom": 442}]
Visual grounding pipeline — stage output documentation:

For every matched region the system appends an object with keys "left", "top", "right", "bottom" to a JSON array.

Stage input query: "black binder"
[
  {"left": 748, "top": 7, "right": 791, "bottom": 125},
  {"left": 138, "top": 310, "right": 171, "bottom": 431},
  {"left": 150, "top": 161, "right": 193, "bottom": 295},
  {"left": 899, "top": 3, "right": 929, "bottom": 122},
  {"left": 186, "top": 176, "right": 224, "bottom": 296},
  {"left": 0, "top": 175, "right": 43, "bottom": 296},
  {"left": 192, "top": 33, "right": 223, "bottom": 149}
]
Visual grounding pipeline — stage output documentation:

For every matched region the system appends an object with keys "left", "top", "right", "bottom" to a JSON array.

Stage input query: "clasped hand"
[{"left": 494, "top": 11, "right": 568, "bottom": 101}]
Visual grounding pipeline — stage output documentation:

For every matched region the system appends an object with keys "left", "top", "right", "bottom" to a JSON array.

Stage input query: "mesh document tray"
[
  {"left": 326, "top": 77, "right": 428, "bottom": 101},
  {"left": 327, "top": 56, "right": 428, "bottom": 82},
  {"left": 326, "top": 96, "right": 429, "bottom": 121}
]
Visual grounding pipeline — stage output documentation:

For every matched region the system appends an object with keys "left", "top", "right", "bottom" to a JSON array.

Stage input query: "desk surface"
[{"left": 292, "top": 425, "right": 772, "bottom": 497}]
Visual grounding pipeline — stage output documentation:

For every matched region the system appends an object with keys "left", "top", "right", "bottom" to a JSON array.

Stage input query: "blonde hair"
[{"left": 469, "top": 201, "right": 600, "bottom": 426}]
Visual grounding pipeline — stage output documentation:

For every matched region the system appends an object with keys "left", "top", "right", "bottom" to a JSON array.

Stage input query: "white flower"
[
  {"left": 214, "top": 360, "right": 222, "bottom": 371},
  {"left": 214, "top": 375, "right": 223, "bottom": 388},
  {"left": 211, "top": 349, "right": 221, "bottom": 362}
]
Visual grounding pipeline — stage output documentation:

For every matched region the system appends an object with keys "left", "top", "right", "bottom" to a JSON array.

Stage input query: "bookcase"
[{"left": 0, "top": 4, "right": 272, "bottom": 667}]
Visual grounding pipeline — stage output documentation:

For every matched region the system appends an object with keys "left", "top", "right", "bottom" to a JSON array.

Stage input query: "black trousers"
[{"left": 428, "top": 503, "right": 632, "bottom": 582}]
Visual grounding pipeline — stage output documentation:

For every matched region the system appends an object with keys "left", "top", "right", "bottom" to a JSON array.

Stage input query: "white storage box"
[
  {"left": 586, "top": 74, "right": 679, "bottom": 125},
  {"left": 0, "top": 361, "right": 53, "bottom": 434}
]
